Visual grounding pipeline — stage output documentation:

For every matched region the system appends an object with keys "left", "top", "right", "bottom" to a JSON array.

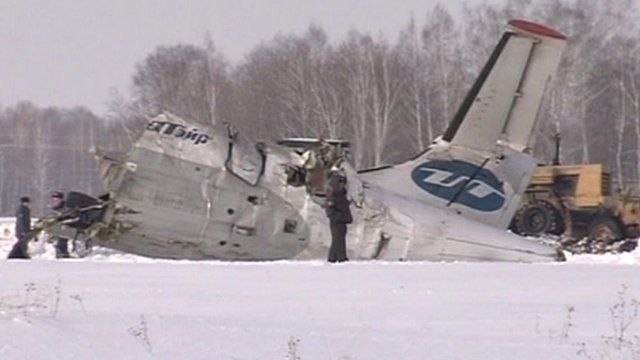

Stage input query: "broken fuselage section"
[
  {"left": 39, "top": 19, "right": 568, "bottom": 262},
  {"left": 44, "top": 111, "right": 557, "bottom": 262}
]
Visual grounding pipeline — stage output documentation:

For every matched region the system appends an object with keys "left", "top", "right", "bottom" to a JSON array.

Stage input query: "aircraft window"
[
  {"left": 284, "top": 219, "right": 297, "bottom": 234},
  {"left": 225, "top": 131, "right": 265, "bottom": 186}
]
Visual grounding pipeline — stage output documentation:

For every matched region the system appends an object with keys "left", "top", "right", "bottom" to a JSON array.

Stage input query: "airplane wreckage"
[{"left": 32, "top": 20, "right": 570, "bottom": 262}]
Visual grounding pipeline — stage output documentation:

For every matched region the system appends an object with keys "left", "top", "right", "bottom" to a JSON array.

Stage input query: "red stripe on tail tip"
[{"left": 508, "top": 20, "right": 567, "bottom": 40}]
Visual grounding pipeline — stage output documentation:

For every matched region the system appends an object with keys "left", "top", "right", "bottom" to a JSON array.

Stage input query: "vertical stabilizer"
[
  {"left": 445, "top": 20, "right": 566, "bottom": 152},
  {"left": 360, "top": 20, "right": 566, "bottom": 229}
]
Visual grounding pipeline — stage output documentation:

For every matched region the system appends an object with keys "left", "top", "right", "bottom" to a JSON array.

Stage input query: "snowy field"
[{"left": 1, "top": 217, "right": 640, "bottom": 359}]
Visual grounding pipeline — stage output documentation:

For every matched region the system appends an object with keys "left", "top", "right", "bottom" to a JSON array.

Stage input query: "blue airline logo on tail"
[{"left": 411, "top": 160, "right": 505, "bottom": 212}]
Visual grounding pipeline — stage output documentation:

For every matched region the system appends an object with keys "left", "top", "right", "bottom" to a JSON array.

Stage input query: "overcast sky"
[{"left": 1, "top": 0, "right": 489, "bottom": 115}]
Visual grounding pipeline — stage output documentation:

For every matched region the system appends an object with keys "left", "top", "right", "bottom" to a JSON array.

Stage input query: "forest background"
[{"left": 1, "top": 0, "right": 637, "bottom": 216}]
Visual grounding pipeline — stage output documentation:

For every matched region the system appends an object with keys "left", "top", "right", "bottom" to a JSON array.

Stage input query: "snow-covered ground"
[
  {"left": 1, "top": 217, "right": 640, "bottom": 359},
  {"left": 0, "top": 217, "right": 15, "bottom": 242}
]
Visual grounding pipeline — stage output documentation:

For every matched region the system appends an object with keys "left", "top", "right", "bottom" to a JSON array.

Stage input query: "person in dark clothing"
[
  {"left": 325, "top": 171, "right": 352, "bottom": 263},
  {"left": 50, "top": 191, "right": 71, "bottom": 258},
  {"left": 7, "top": 196, "right": 32, "bottom": 259}
]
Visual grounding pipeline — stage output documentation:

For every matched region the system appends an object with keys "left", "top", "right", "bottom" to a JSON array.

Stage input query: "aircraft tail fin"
[
  {"left": 360, "top": 20, "right": 566, "bottom": 229},
  {"left": 443, "top": 19, "right": 566, "bottom": 152}
]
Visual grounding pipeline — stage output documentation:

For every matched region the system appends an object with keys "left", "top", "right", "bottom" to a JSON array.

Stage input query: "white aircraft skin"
[{"left": 50, "top": 20, "right": 567, "bottom": 262}]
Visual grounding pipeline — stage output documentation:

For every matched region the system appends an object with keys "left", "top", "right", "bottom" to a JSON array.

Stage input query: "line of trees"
[
  {"left": 1, "top": 0, "right": 639, "bottom": 216},
  {"left": 0, "top": 102, "right": 130, "bottom": 216}
]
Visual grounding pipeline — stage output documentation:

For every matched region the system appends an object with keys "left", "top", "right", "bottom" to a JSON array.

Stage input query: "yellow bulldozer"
[{"left": 510, "top": 163, "right": 640, "bottom": 252}]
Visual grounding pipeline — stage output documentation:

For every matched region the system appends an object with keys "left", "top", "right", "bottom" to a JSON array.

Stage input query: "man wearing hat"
[
  {"left": 7, "top": 196, "right": 32, "bottom": 259},
  {"left": 50, "top": 191, "right": 71, "bottom": 258}
]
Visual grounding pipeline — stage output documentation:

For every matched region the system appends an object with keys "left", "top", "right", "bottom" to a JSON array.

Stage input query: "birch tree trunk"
[{"left": 616, "top": 79, "right": 627, "bottom": 190}]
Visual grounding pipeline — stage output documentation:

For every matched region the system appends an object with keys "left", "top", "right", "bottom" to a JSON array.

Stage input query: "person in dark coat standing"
[
  {"left": 8, "top": 196, "right": 32, "bottom": 259},
  {"left": 325, "top": 171, "right": 352, "bottom": 263},
  {"left": 50, "top": 191, "right": 71, "bottom": 258}
]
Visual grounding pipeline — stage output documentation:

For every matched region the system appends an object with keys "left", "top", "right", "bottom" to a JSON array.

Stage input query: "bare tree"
[
  {"left": 337, "top": 31, "right": 376, "bottom": 168},
  {"left": 423, "top": 5, "right": 466, "bottom": 133},
  {"left": 397, "top": 16, "right": 431, "bottom": 153},
  {"left": 369, "top": 38, "right": 405, "bottom": 166},
  {"left": 204, "top": 33, "right": 218, "bottom": 126},
  {"left": 130, "top": 43, "right": 229, "bottom": 126}
]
